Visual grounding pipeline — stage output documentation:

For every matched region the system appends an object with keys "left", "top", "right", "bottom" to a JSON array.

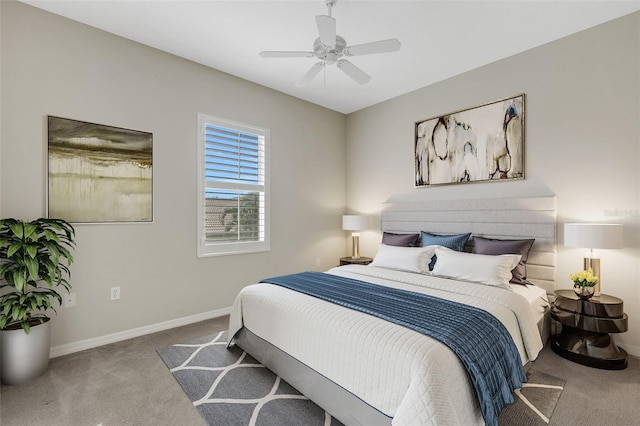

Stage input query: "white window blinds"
[
  {"left": 205, "top": 124, "right": 261, "bottom": 185},
  {"left": 197, "top": 115, "right": 269, "bottom": 256}
]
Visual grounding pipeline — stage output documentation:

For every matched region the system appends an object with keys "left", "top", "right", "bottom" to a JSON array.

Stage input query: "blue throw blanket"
[{"left": 260, "top": 271, "right": 526, "bottom": 426}]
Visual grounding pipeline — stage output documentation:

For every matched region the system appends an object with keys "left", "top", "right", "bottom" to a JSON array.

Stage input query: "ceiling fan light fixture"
[
  {"left": 324, "top": 52, "right": 337, "bottom": 65},
  {"left": 313, "top": 36, "right": 345, "bottom": 63},
  {"left": 259, "top": 0, "right": 400, "bottom": 86}
]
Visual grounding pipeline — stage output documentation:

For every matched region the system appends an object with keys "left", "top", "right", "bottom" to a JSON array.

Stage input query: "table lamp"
[
  {"left": 564, "top": 223, "right": 623, "bottom": 295},
  {"left": 342, "top": 215, "right": 368, "bottom": 259}
]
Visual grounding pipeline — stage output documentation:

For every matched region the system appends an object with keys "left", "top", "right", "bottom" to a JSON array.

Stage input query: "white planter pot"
[{"left": 1, "top": 318, "right": 51, "bottom": 385}]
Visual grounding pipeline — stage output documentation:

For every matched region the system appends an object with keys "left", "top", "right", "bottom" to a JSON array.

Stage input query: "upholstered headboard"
[{"left": 380, "top": 196, "right": 557, "bottom": 295}]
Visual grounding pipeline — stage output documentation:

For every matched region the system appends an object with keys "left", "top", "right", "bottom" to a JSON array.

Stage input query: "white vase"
[{"left": 1, "top": 318, "right": 51, "bottom": 385}]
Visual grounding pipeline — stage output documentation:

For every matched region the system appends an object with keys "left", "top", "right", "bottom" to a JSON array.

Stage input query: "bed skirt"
[
  {"left": 539, "top": 307, "right": 552, "bottom": 345},
  {"left": 233, "top": 327, "right": 392, "bottom": 426}
]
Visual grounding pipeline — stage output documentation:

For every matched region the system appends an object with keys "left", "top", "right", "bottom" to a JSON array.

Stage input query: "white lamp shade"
[
  {"left": 342, "top": 215, "right": 368, "bottom": 231},
  {"left": 564, "top": 223, "right": 623, "bottom": 249}
]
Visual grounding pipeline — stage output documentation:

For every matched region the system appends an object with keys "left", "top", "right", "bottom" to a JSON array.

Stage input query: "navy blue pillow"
[{"left": 420, "top": 231, "right": 472, "bottom": 270}]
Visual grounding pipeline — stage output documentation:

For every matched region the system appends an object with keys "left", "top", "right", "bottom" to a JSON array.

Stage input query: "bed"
[{"left": 228, "top": 196, "right": 557, "bottom": 426}]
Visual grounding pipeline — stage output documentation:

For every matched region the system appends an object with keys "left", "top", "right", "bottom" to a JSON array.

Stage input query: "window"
[{"left": 197, "top": 114, "right": 269, "bottom": 257}]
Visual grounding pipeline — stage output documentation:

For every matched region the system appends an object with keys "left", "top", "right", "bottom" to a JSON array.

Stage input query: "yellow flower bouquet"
[
  {"left": 570, "top": 269, "right": 599, "bottom": 287},
  {"left": 570, "top": 268, "right": 599, "bottom": 299}
]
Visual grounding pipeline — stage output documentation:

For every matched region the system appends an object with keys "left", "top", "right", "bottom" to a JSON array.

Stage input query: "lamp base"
[
  {"left": 584, "top": 257, "right": 601, "bottom": 296},
  {"left": 351, "top": 234, "right": 360, "bottom": 259}
]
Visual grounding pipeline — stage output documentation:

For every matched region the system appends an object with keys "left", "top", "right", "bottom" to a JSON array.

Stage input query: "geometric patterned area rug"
[
  {"left": 158, "top": 331, "right": 564, "bottom": 426},
  {"left": 499, "top": 370, "right": 565, "bottom": 425},
  {"left": 157, "top": 331, "right": 343, "bottom": 426}
]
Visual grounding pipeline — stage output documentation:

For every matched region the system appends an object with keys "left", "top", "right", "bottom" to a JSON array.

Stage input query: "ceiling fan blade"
[
  {"left": 344, "top": 39, "right": 401, "bottom": 56},
  {"left": 336, "top": 59, "right": 371, "bottom": 85},
  {"left": 260, "top": 51, "right": 315, "bottom": 58},
  {"left": 295, "top": 62, "right": 324, "bottom": 87},
  {"left": 316, "top": 15, "right": 336, "bottom": 47}
]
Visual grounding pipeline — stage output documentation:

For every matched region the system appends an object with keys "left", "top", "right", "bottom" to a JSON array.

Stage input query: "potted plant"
[
  {"left": 570, "top": 268, "right": 598, "bottom": 300},
  {"left": 0, "top": 218, "right": 75, "bottom": 385}
]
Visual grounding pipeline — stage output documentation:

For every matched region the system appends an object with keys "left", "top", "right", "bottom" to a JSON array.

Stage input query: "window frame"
[{"left": 197, "top": 113, "right": 270, "bottom": 257}]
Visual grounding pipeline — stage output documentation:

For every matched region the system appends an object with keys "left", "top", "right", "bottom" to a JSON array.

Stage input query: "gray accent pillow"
[
  {"left": 382, "top": 232, "right": 420, "bottom": 247},
  {"left": 472, "top": 237, "right": 535, "bottom": 286}
]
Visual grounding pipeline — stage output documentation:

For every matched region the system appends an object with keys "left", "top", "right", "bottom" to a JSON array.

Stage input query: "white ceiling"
[{"left": 21, "top": 0, "right": 640, "bottom": 114}]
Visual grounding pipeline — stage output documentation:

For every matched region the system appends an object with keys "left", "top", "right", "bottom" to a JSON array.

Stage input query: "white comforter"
[{"left": 228, "top": 265, "right": 544, "bottom": 425}]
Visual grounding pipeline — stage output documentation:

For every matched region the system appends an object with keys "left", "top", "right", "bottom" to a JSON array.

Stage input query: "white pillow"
[
  {"left": 431, "top": 246, "right": 521, "bottom": 288},
  {"left": 370, "top": 244, "right": 436, "bottom": 274}
]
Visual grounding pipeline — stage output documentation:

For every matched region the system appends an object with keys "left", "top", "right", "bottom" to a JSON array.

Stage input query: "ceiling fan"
[{"left": 259, "top": 0, "right": 401, "bottom": 87}]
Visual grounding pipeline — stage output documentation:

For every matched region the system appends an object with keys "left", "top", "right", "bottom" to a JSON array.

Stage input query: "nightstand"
[
  {"left": 550, "top": 289, "right": 628, "bottom": 370},
  {"left": 339, "top": 256, "right": 373, "bottom": 266}
]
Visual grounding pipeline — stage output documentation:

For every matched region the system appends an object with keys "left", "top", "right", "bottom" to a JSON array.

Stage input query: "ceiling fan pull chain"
[{"left": 323, "top": 61, "right": 326, "bottom": 87}]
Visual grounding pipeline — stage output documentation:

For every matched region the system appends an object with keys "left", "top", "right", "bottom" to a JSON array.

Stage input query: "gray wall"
[
  {"left": 346, "top": 12, "right": 640, "bottom": 355},
  {"left": 0, "top": 1, "right": 346, "bottom": 348}
]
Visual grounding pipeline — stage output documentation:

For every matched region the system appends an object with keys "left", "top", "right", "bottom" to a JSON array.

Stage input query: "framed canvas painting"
[
  {"left": 414, "top": 94, "right": 524, "bottom": 187},
  {"left": 48, "top": 116, "right": 153, "bottom": 223}
]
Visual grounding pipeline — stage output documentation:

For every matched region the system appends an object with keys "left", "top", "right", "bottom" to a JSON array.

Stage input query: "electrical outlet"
[
  {"left": 110, "top": 287, "right": 121, "bottom": 301},
  {"left": 315, "top": 258, "right": 321, "bottom": 267},
  {"left": 63, "top": 292, "right": 76, "bottom": 308}
]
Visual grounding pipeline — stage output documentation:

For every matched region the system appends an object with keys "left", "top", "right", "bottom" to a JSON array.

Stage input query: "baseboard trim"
[
  {"left": 49, "top": 306, "right": 232, "bottom": 358},
  {"left": 621, "top": 343, "right": 640, "bottom": 358}
]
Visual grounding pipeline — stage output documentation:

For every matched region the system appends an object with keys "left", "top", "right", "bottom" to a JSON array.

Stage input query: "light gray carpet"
[
  {"left": 1, "top": 316, "right": 638, "bottom": 426},
  {"left": 157, "top": 331, "right": 343, "bottom": 426},
  {"left": 158, "top": 331, "right": 564, "bottom": 426}
]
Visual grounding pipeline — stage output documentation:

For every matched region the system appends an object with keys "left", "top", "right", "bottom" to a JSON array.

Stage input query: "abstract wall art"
[
  {"left": 414, "top": 94, "right": 525, "bottom": 187},
  {"left": 48, "top": 116, "right": 153, "bottom": 223}
]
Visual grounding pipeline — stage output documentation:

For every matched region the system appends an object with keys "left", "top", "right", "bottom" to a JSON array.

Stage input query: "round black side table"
[
  {"left": 339, "top": 256, "right": 373, "bottom": 266},
  {"left": 550, "top": 289, "right": 628, "bottom": 370}
]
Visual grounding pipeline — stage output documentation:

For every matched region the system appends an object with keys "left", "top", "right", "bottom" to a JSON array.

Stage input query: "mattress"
[
  {"left": 509, "top": 281, "right": 550, "bottom": 323},
  {"left": 228, "top": 265, "right": 544, "bottom": 425}
]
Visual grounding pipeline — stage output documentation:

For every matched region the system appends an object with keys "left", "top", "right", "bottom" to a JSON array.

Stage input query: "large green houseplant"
[{"left": 0, "top": 218, "right": 75, "bottom": 385}]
